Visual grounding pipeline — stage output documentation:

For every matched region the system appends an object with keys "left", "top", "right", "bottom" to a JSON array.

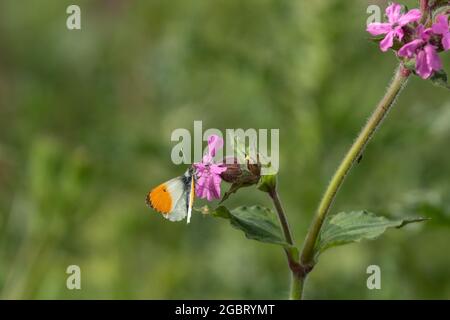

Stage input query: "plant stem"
[
  {"left": 300, "top": 64, "right": 411, "bottom": 268},
  {"left": 269, "top": 189, "right": 294, "bottom": 245},
  {"left": 268, "top": 187, "right": 303, "bottom": 299},
  {"left": 420, "top": 0, "right": 430, "bottom": 24},
  {"left": 420, "top": 0, "right": 429, "bottom": 18},
  {"left": 290, "top": 272, "right": 303, "bottom": 300}
]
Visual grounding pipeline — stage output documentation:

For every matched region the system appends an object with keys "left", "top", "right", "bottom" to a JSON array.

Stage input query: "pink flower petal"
[
  {"left": 208, "top": 174, "right": 222, "bottom": 200},
  {"left": 200, "top": 134, "right": 224, "bottom": 164},
  {"left": 193, "top": 135, "right": 227, "bottom": 201},
  {"left": 202, "top": 177, "right": 215, "bottom": 201},
  {"left": 442, "top": 33, "right": 450, "bottom": 51},
  {"left": 209, "top": 164, "right": 227, "bottom": 175},
  {"left": 386, "top": 3, "right": 402, "bottom": 24},
  {"left": 416, "top": 49, "right": 433, "bottom": 79},
  {"left": 380, "top": 31, "right": 395, "bottom": 52},
  {"left": 432, "top": 15, "right": 450, "bottom": 50},
  {"left": 398, "top": 39, "right": 423, "bottom": 58},
  {"left": 195, "top": 169, "right": 223, "bottom": 201},
  {"left": 432, "top": 15, "right": 449, "bottom": 34},
  {"left": 207, "top": 134, "right": 223, "bottom": 158},
  {"left": 418, "top": 26, "right": 433, "bottom": 42},
  {"left": 367, "top": 22, "right": 393, "bottom": 36},
  {"left": 424, "top": 44, "right": 442, "bottom": 72},
  {"left": 195, "top": 174, "right": 207, "bottom": 196},
  {"left": 394, "top": 27, "right": 404, "bottom": 41},
  {"left": 397, "top": 9, "right": 421, "bottom": 26},
  {"left": 201, "top": 153, "right": 212, "bottom": 164}
]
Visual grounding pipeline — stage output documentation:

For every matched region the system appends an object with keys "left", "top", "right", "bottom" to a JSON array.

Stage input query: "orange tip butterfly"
[{"left": 146, "top": 167, "right": 196, "bottom": 223}]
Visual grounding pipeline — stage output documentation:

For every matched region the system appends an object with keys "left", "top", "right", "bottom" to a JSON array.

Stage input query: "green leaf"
[
  {"left": 210, "top": 205, "right": 231, "bottom": 219},
  {"left": 314, "top": 211, "right": 428, "bottom": 259},
  {"left": 430, "top": 70, "right": 450, "bottom": 90},
  {"left": 212, "top": 205, "right": 290, "bottom": 247}
]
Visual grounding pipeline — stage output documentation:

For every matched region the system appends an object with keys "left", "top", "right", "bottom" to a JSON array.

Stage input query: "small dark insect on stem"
[{"left": 357, "top": 154, "right": 363, "bottom": 164}]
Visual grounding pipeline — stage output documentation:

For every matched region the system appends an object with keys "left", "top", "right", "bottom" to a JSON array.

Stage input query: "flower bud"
[
  {"left": 247, "top": 161, "right": 261, "bottom": 177},
  {"left": 220, "top": 157, "right": 242, "bottom": 183},
  {"left": 218, "top": 156, "right": 262, "bottom": 203}
]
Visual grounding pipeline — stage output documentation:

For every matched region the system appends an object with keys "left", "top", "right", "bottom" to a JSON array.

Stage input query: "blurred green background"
[{"left": 0, "top": 0, "right": 449, "bottom": 299}]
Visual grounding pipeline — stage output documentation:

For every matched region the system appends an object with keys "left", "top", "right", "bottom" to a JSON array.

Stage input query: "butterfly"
[{"left": 146, "top": 167, "right": 196, "bottom": 223}]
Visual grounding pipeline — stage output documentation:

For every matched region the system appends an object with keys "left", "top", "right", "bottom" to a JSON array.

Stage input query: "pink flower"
[
  {"left": 432, "top": 14, "right": 450, "bottom": 51},
  {"left": 193, "top": 135, "right": 227, "bottom": 201},
  {"left": 367, "top": 3, "right": 421, "bottom": 52},
  {"left": 398, "top": 25, "right": 442, "bottom": 79}
]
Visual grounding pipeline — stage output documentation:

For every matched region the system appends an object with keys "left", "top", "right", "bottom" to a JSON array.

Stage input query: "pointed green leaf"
[
  {"left": 314, "top": 211, "right": 428, "bottom": 259},
  {"left": 212, "top": 205, "right": 289, "bottom": 246}
]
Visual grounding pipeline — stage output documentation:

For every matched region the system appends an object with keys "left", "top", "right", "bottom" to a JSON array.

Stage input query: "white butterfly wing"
[
  {"left": 147, "top": 169, "right": 195, "bottom": 223},
  {"left": 162, "top": 177, "right": 187, "bottom": 222}
]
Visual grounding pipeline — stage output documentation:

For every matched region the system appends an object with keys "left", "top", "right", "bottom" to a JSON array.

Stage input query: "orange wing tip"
[
  {"left": 145, "top": 192, "right": 153, "bottom": 208},
  {"left": 147, "top": 184, "right": 172, "bottom": 215}
]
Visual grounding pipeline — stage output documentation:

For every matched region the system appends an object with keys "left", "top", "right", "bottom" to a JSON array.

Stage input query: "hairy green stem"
[
  {"left": 269, "top": 189, "right": 294, "bottom": 245},
  {"left": 299, "top": 65, "right": 411, "bottom": 287},
  {"left": 268, "top": 188, "right": 303, "bottom": 299},
  {"left": 289, "top": 272, "right": 303, "bottom": 300}
]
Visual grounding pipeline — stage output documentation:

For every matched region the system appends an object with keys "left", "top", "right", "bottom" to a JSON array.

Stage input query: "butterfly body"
[{"left": 146, "top": 167, "right": 195, "bottom": 223}]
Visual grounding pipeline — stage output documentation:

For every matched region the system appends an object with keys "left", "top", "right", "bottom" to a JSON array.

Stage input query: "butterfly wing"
[
  {"left": 146, "top": 176, "right": 187, "bottom": 222},
  {"left": 147, "top": 168, "right": 196, "bottom": 223}
]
